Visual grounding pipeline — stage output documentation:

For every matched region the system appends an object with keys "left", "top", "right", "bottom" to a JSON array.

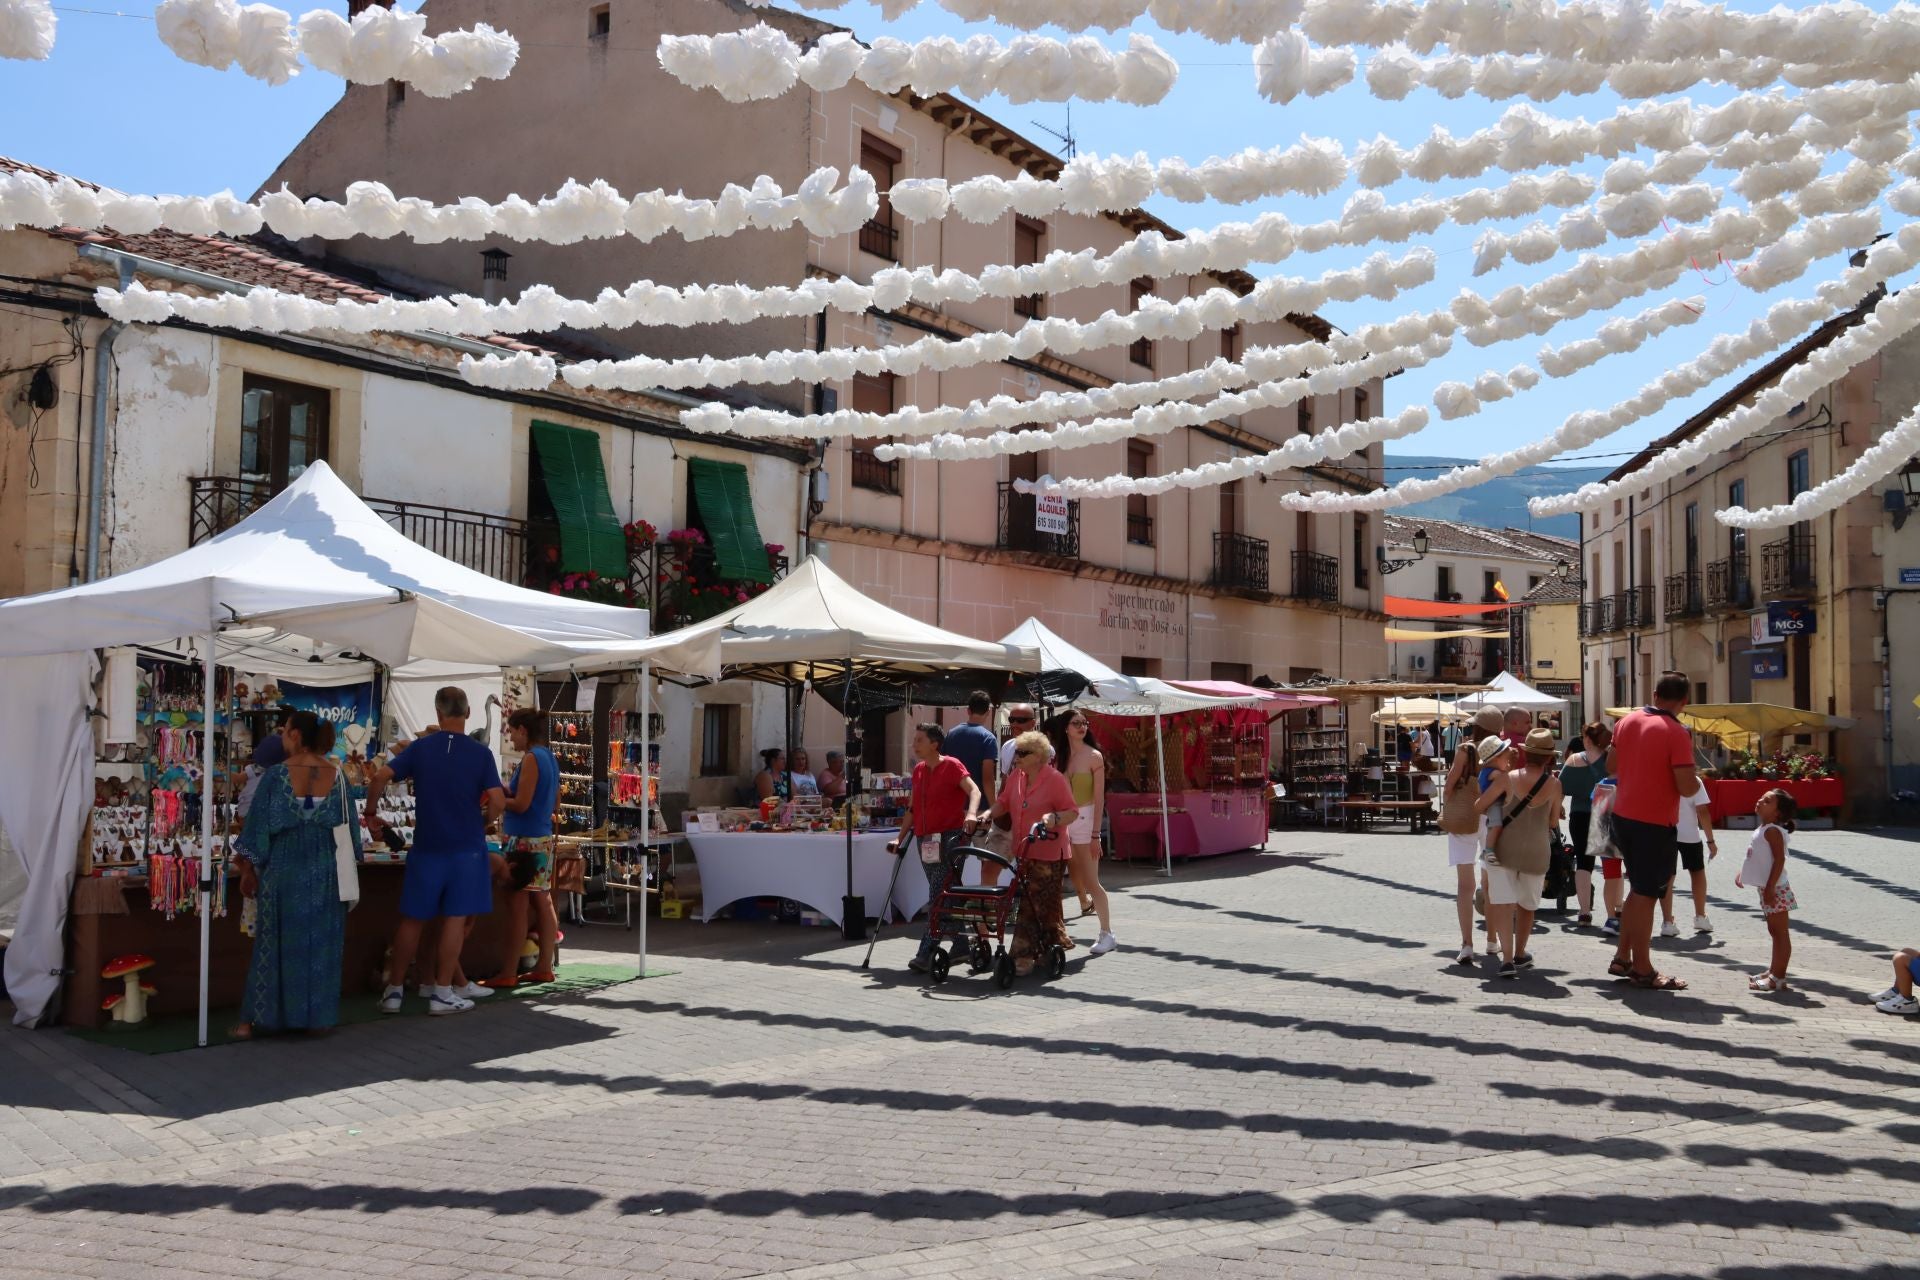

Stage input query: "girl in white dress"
[{"left": 1736, "top": 788, "right": 1798, "bottom": 994}]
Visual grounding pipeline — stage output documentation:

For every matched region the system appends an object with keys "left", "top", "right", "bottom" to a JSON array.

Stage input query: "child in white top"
[{"left": 1735, "top": 788, "right": 1798, "bottom": 993}]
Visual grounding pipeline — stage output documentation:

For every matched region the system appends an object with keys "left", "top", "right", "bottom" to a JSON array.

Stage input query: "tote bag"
[
  {"left": 330, "top": 769, "right": 360, "bottom": 906},
  {"left": 1437, "top": 754, "right": 1479, "bottom": 836}
]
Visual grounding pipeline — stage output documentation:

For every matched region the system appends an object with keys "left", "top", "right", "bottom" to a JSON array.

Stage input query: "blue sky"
[{"left": 3, "top": 0, "right": 1909, "bottom": 477}]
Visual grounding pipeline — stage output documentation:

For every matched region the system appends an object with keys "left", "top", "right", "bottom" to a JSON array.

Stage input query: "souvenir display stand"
[
  {"left": 1286, "top": 710, "right": 1350, "bottom": 826},
  {"left": 1091, "top": 707, "right": 1273, "bottom": 860},
  {"left": 0, "top": 464, "right": 716, "bottom": 1043}
]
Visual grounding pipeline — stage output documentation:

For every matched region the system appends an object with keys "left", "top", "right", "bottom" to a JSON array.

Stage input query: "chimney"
[
  {"left": 348, "top": 0, "right": 395, "bottom": 16},
  {"left": 481, "top": 248, "right": 512, "bottom": 303}
]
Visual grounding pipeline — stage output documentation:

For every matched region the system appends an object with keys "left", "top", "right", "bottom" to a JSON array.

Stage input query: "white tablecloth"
[{"left": 685, "top": 830, "right": 932, "bottom": 927}]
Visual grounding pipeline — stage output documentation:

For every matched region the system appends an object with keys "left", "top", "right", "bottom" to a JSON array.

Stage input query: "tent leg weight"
[{"left": 841, "top": 895, "right": 867, "bottom": 941}]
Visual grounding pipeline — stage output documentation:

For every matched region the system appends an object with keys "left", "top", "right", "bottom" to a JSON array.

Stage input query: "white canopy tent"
[
  {"left": 0, "top": 463, "right": 714, "bottom": 1039},
  {"left": 1370, "top": 696, "right": 1470, "bottom": 727},
  {"left": 998, "top": 619, "right": 1259, "bottom": 876},
  {"left": 1456, "top": 672, "right": 1574, "bottom": 728}
]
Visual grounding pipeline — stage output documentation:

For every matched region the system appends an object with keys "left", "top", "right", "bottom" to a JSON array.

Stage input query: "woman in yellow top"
[{"left": 1052, "top": 712, "right": 1116, "bottom": 956}]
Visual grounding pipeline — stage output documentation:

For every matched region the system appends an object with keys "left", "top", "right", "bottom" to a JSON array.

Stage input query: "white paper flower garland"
[
  {"left": 1723, "top": 403, "right": 1920, "bottom": 530},
  {"left": 0, "top": 165, "right": 877, "bottom": 244},
  {"left": 153, "top": 0, "right": 517, "bottom": 95},
  {"left": 0, "top": 0, "right": 53, "bottom": 61},
  {"left": 659, "top": 24, "right": 1178, "bottom": 106}
]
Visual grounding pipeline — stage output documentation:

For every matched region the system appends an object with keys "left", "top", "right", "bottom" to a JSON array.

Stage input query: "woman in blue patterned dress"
[{"left": 232, "top": 711, "right": 360, "bottom": 1039}]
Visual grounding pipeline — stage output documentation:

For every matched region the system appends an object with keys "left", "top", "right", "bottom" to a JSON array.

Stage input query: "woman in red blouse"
[{"left": 975, "top": 729, "right": 1079, "bottom": 976}]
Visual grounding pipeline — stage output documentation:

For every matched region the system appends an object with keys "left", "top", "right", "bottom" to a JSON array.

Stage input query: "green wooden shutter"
[
  {"left": 531, "top": 421, "right": 628, "bottom": 579},
  {"left": 689, "top": 457, "right": 772, "bottom": 584}
]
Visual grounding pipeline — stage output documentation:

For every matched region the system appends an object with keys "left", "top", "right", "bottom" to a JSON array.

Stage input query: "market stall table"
[
  {"left": 1706, "top": 777, "right": 1844, "bottom": 824},
  {"left": 684, "top": 829, "right": 929, "bottom": 927}
]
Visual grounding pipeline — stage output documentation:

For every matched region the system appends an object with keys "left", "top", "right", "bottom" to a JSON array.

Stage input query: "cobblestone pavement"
[{"left": 2, "top": 826, "right": 1918, "bottom": 1279}]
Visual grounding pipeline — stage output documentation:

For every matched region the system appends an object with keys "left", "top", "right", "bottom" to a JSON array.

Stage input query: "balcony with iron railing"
[
  {"left": 1619, "top": 585, "right": 1658, "bottom": 630},
  {"left": 996, "top": 480, "right": 1080, "bottom": 560},
  {"left": 1126, "top": 512, "right": 1155, "bottom": 546},
  {"left": 1580, "top": 595, "right": 1619, "bottom": 636},
  {"left": 1762, "top": 529, "right": 1817, "bottom": 596},
  {"left": 859, "top": 217, "right": 898, "bottom": 261},
  {"left": 1290, "top": 548, "right": 1338, "bottom": 603},
  {"left": 850, "top": 446, "right": 900, "bottom": 495},
  {"left": 1705, "top": 553, "right": 1752, "bottom": 611},
  {"left": 1665, "top": 570, "right": 1704, "bottom": 620},
  {"left": 1211, "top": 532, "right": 1270, "bottom": 593},
  {"left": 190, "top": 474, "right": 528, "bottom": 583}
]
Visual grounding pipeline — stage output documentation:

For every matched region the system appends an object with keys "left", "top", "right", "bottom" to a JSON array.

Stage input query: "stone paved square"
[{"left": 3, "top": 827, "right": 1917, "bottom": 1278}]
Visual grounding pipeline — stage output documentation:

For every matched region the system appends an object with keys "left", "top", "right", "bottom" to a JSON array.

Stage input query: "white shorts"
[
  {"left": 1446, "top": 833, "right": 1479, "bottom": 866},
  {"left": 1068, "top": 804, "right": 1095, "bottom": 843},
  {"left": 1486, "top": 866, "right": 1545, "bottom": 911}
]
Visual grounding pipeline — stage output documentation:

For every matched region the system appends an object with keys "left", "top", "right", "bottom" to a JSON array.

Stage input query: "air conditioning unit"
[{"left": 1411, "top": 654, "right": 1429, "bottom": 671}]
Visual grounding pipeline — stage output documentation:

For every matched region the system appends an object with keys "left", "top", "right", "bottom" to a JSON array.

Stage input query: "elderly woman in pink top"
[{"left": 972, "top": 729, "right": 1079, "bottom": 976}]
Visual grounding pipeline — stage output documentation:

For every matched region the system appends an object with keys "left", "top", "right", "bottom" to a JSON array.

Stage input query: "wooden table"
[{"left": 1337, "top": 799, "right": 1437, "bottom": 833}]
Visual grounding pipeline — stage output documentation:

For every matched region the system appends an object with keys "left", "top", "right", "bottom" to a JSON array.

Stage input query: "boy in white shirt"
[{"left": 1661, "top": 779, "right": 1717, "bottom": 936}]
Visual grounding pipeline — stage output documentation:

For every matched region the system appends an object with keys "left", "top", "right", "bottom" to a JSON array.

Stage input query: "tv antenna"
[{"left": 1030, "top": 104, "right": 1077, "bottom": 160}]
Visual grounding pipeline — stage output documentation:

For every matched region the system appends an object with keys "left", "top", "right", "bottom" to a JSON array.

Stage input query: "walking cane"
[{"left": 861, "top": 830, "right": 916, "bottom": 970}]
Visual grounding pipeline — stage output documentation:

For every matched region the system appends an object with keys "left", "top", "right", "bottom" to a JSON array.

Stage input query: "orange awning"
[{"left": 1385, "top": 595, "right": 1520, "bottom": 619}]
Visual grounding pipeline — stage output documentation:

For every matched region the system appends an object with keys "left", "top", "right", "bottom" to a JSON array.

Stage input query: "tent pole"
[
  {"left": 198, "top": 632, "right": 215, "bottom": 1048},
  {"left": 1155, "top": 712, "right": 1173, "bottom": 879},
  {"left": 638, "top": 660, "right": 651, "bottom": 980},
  {"left": 841, "top": 661, "right": 864, "bottom": 940}
]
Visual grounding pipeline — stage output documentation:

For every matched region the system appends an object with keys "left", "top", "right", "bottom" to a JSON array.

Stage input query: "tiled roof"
[
  {"left": 1383, "top": 514, "right": 1577, "bottom": 563},
  {"left": 1523, "top": 575, "right": 1582, "bottom": 604}
]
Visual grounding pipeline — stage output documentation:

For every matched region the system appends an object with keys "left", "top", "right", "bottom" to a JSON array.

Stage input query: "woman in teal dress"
[{"left": 233, "top": 711, "right": 360, "bottom": 1038}]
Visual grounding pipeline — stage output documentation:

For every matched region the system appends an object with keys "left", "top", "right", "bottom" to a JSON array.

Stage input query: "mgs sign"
[{"left": 1766, "top": 600, "right": 1818, "bottom": 637}]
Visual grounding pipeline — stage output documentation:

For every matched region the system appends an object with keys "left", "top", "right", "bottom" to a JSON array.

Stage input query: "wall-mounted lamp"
[{"left": 1376, "top": 527, "right": 1428, "bottom": 574}]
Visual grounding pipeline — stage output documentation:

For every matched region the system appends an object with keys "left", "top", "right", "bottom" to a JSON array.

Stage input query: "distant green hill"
[{"left": 1380, "top": 455, "right": 1612, "bottom": 540}]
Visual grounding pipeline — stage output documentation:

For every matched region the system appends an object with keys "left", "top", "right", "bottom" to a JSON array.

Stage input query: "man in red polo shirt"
[
  {"left": 891, "top": 723, "right": 982, "bottom": 973},
  {"left": 1606, "top": 671, "right": 1699, "bottom": 990}
]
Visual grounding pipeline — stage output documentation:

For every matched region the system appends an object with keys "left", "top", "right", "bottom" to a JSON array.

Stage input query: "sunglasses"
[
  {"left": 1069, "top": 721, "right": 1088, "bottom": 729},
  {"left": 1015, "top": 747, "right": 1040, "bottom": 757},
  {"left": 1008, "top": 716, "right": 1034, "bottom": 725}
]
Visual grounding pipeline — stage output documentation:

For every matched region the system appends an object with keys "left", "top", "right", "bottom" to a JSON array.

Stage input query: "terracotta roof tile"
[{"left": 1382, "top": 514, "right": 1576, "bottom": 563}]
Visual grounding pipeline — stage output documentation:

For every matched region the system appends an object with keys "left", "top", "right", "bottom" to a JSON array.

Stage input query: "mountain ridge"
[{"left": 1378, "top": 454, "right": 1611, "bottom": 540}]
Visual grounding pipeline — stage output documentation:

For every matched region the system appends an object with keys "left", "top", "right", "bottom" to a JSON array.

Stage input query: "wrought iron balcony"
[
  {"left": 850, "top": 445, "right": 900, "bottom": 494},
  {"left": 859, "top": 217, "right": 899, "bottom": 261},
  {"left": 1290, "top": 548, "right": 1339, "bottom": 603},
  {"left": 996, "top": 480, "right": 1080, "bottom": 559},
  {"left": 1664, "top": 570, "right": 1704, "bottom": 620},
  {"left": 1580, "top": 596, "right": 1619, "bottom": 636},
  {"left": 1126, "top": 512, "right": 1155, "bottom": 546},
  {"left": 1211, "top": 532, "right": 1271, "bottom": 593},
  {"left": 190, "top": 474, "right": 528, "bottom": 584},
  {"left": 1705, "top": 553, "right": 1752, "bottom": 611},
  {"left": 1619, "top": 585, "right": 1658, "bottom": 630},
  {"left": 1762, "top": 530, "right": 1816, "bottom": 596}
]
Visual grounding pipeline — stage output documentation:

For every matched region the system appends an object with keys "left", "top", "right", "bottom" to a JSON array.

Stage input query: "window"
[
  {"left": 1353, "top": 514, "right": 1370, "bottom": 589},
  {"left": 1120, "top": 656, "right": 1158, "bottom": 678},
  {"left": 1528, "top": 574, "right": 1542, "bottom": 590},
  {"left": 1126, "top": 440, "right": 1154, "bottom": 545},
  {"left": 1684, "top": 502, "right": 1700, "bottom": 575},
  {"left": 1484, "top": 569, "right": 1499, "bottom": 602},
  {"left": 699, "top": 704, "right": 737, "bottom": 776},
  {"left": 859, "top": 133, "right": 901, "bottom": 261},
  {"left": 1211, "top": 662, "right": 1252, "bottom": 683},
  {"left": 1788, "top": 449, "right": 1811, "bottom": 499},
  {"left": 1297, "top": 397, "right": 1313, "bottom": 436},
  {"left": 1611, "top": 657, "right": 1629, "bottom": 707},
  {"left": 240, "top": 374, "right": 330, "bottom": 494},
  {"left": 1220, "top": 479, "right": 1242, "bottom": 538},
  {"left": 1128, "top": 279, "right": 1155, "bottom": 369},
  {"left": 387, "top": 80, "right": 405, "bottom": 107},
  {"left": 1221, "top": 323, "right": 1241, "bottom": 363},
  {"left": 849, "top": 371, "right": 900, "bottom": 494},
  {"left": 687, "top": 456, "right": 773, "bottom": 583},
  {"left": 589, "top": 4, "right": 610, "bottom": 37},
  {"left": 530, "top": 420, "right": 628, "bottom": 579},
  {"left": 1727, "top": 478, "right": 1748, "bottom": 564},
  {"left": 1013, "top": 218, "right": 1045, "bottom": 319},
  {"left": 1437, "top": 565, "right": 1455, "bottom": 600},
  {"left": 1695, "top": 681, "right": 1709, "bottom": 705},
  {"left": 1354, "top": 386, "right": 1370, "bottom": 422}
]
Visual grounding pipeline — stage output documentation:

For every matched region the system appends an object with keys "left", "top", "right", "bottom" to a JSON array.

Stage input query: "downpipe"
[{"left": 84, "top": 257, "right": 135, "bottom": 583}]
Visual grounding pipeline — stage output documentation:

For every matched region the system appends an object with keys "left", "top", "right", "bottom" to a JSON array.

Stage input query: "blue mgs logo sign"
[{"left": 1766, "top": 600, "right": 1817, "bottom": 637}]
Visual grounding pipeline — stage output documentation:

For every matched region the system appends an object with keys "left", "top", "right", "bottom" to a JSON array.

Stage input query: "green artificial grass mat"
[{"left": 67, "top": 962, "right": 677, "bottom": 1054}]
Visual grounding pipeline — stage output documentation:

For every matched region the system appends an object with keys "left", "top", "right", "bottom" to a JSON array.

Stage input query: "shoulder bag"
[
  {"left": 1437, "top": 749, "right": 1479, "bottom": 836},
  {"left": 330, "top": 766, "right": 360, "bottom": 907}
]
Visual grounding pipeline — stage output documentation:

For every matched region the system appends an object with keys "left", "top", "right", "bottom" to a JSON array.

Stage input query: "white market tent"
[
  {"left": 1369, "top": 696, "right": 1470, "bottom": 727},
  {"left": 998, "top": 618, "right": 1260, "bottom": 875},
  {"left": 0, "top": 462, "right": 715, "bottom": 1038},
  {"left": 1456, "top": 671, "right": 1574, "bottom": 725}
]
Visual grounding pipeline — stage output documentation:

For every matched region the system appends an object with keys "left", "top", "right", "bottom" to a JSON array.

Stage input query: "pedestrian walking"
[
  {"left": 892, "top": 723, "right": 982, "bottom": 974},
  {"left": 978, "top": 729, "right": 1077, "bottom": 977},
  {"left": 1054, "top": 711, "right": 1116, "bottom": 956},
  {"left": 1438, "top": 713, "right": 1485, "bottom": 966},
  {"left": 1558, "top": 722, "right": 1612, "bottom": 927},
  {"left": 1475, "top": 728, "right": 1561, "bottom": 979},
  {"left": 1604, "top": 672, "right": 1697, "bottom": 990},
  {"left": 1661, "top": 777, "right": 1716, "bottom": 937},
  {"left": 1736, "top": 788, "right": 1798, "bottom": 994}
]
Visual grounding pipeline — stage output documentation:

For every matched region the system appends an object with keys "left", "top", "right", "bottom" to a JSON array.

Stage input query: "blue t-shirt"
[
  {"left": 251, "top": 731, "right": 287, "bottom": 769},
  {"left": 502, "top": 746, "right": 558, "bottom": 839},
  {"left": 388, "top": 731, "right": 504, "bottom": 856},
  {"left": 944, "top": 722, "right": 999, "bottom": 789}
]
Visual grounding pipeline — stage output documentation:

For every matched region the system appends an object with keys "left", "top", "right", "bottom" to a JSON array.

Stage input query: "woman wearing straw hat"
[{"left": 1475, "top": 728, "right": 1564, "bottom": 980}]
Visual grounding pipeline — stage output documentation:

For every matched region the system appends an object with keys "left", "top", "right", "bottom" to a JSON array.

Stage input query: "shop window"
[
  {"left": 240, "top": 374, "right": 330, "bottom": 495},
  {"left": 699, "top": 704, "right": 737, "bottom": 776},
  {"left": 1128, "top": 278, "right": 1155, "bottom": 369},
  {"left": 1013, "top": 218, "right": 1046, "bottom": 319},
  {"left": 859, "top": 133, "right": 901, "bottom": 261},
  {"left": 850, "top": 371, "right": 900, "bottom": 494}
]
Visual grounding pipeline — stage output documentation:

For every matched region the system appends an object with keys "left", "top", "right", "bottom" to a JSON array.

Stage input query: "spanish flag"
[{"left": 1492, "top": 579, "right": 1510, "bottom": 602}]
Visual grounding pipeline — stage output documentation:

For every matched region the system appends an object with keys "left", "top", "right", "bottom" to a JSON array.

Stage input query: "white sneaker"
[
  {"left": 1694, "top": 914, "right": 1712, "bottom": 934},
  {"left": 427, "top": 991, "right": 474, "bottom": 1016},
  {"left": 378, "top": 985, "right": 405, "bottom": 1015},
  {"left": 1455, "top": 946, "right": 1476, "bottom": 966},
  {"left": 455, "top": 982, "right": 494, "bottom": 1000},
  {"left": 1871, "top": 986, "right": 1901, "bottom": 1004},
  {"left": 1660, "top": 920, "right": 1681, "bottom": 938},
  {"left": 1876, "top": 994, "right": 1920, "bottom": 1016},
  {"left": 1090, "top": 932, "right": 1118, "bottom": 956}
]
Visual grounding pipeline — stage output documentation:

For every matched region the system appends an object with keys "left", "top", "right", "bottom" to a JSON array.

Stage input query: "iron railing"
[
  {"left": 1705, "top": 553, "right": 1752, "bottom": 611},
  {"left": 1129, "top": 336, "right": 1155, "bottom": 368},
  {"left": 1290, "top": 548, "right": 1338, "bottom": 602},
  {"left": 190, "top": 475, "right": 528, "bottom": 583},
  {"left": 859, "top": 217, "right": 898, "bottom": 260},
  {"left": 996, "top": 480, "right": 1080, "bottom": 559},
  {"left": 1762, "top": 529, "right": 1817, "bottom": 595},
  {"left": 1665, "top": 570, "right": 1704, "bottom": 619},
  {"left": 1619, "top": 585, "right": 1658, "bottom": 630},
  {"left": 1580, "top": 596, "right": 1618, "bottom": 636},
  {"left": 1211, "top": 532, "right": 1270, "bottom": 593},
  {"left": 1127, "top": 512, "right": 1155, "bottom": 546},
  {"left": 850, "top": 446, "right": 900, "bottom": 494}
]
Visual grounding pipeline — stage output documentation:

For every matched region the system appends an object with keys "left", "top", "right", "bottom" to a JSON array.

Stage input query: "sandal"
[
  {"left": 1607, "top": 955, "right": 1632, "bottom": 978},
  {"left": 1628, "top": 970, "right": 1688, "bottom": 990},
  {"left": 1749, "top": 973, "right": 1789, "bottom": 993}
]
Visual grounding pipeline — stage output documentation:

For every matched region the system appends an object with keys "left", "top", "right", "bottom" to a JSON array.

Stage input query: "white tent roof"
[
  {"left": 1456, "top": 671, "right": 1570, "bottom": 710},
  {"left": 585, "top": 556, "right": 1040, "bottom": 678},
  {"left": 998, "top": 618, "right": 1256, "bottom": 715},
  {"left": 0, "top": 463, "right": 719, "bottom": 676},
  {"left": 1370, "top": 696, "right": 1470, "bottom": 726}
]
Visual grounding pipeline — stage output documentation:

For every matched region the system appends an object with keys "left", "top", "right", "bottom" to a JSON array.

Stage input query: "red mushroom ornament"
[{"left": 101, "top": 954, "right": 156, "bottom": 1023}]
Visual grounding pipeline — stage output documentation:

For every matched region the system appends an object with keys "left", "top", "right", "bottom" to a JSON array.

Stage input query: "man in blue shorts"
[{"left": 364, "top": 687, "right": 505, "bottom": 1016}]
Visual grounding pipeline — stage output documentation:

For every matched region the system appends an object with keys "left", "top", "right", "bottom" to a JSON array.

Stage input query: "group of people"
[
  {"left": 1439, "top": 672, "right": 1801, "bottom": 993},
  {"left": 891, "top": 692, "right": 1118, "bottom": 977},
  {"left": 753, "top": 747, "right": 848, "bottom": 802},
  {"left": 231, "top": 687, "right": 564, "bottom": 1038}
]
